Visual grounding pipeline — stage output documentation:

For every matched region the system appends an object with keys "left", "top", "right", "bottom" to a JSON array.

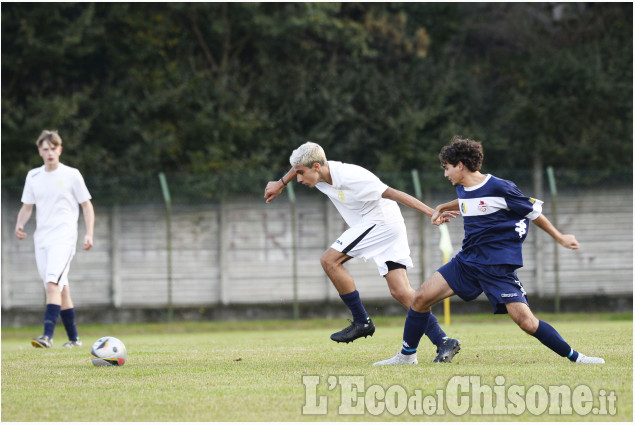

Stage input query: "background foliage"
[{"left": 2, "top": 3, "right": 632, "bottom": 196}]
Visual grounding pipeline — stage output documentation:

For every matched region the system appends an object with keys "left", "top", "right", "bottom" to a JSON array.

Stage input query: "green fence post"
[
  {"left": 287, "top": 182, "right": 299, "bottom": 320},
  {"left": 546, "top": 166, "right": 560, "bottom": 314},
  {"left": 158, "top": 172, "right": 174, "bottom": 323}
]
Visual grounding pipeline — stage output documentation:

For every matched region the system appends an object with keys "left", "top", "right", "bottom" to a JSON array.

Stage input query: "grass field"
[{"left": 1, "top": 313, "right": 632, "bottom": 422}]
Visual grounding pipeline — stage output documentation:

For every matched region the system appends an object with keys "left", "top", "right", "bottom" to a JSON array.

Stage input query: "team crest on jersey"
[
  {"left": 477, "top": 200, "right": 488, "bottom": 212},
  {"left": 338, "top": 190, "right": 345, "bottom": 202},
  {"left": 57, "top": 179, "right": 64, "bottom": 188},
  {"left": 461, "top": 202, "right": 466, "bottom": 214}
]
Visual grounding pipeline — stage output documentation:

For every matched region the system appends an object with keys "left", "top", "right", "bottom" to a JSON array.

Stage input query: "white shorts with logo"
[
  {"left": 35, "top": 244, "right": 75, "bottom": 291},
  {"left": 331, "top": 220, "right": 413, "bottom": 276}
]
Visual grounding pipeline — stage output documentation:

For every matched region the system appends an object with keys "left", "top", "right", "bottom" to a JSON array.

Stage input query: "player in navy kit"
[{"left": 374, "top": 136, "right": 605, "bottom": 365}]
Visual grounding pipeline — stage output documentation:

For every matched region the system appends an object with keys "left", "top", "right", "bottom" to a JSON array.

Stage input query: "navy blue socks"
[
  {"left": 340, "top": 290, "right": 370, "bottom": 325},
  {"left": 60, "top": 308, "right": 78, "bottom": 341},
  {"left": 400, "top": 309, "right": 430, "bottom": 355},
  {"left": 399, "top": 313, "right": 580, "bottom": 361},
  {"left": 425, "top": 312, "right": 447, "bottom": 346},
  {"left": 43, "top": 304, "right": 61, "bottom": 339},
  {"left": 399, "top": 309, "right": 447, "bottom": 355},
  {"left": 532, "top": 320, "right": 579, "bottom": 362}
]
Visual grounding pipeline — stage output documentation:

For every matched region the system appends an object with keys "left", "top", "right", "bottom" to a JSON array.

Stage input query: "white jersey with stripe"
[
  {"left": 315, "top": 161, "right": 404, "bottom": 227},
  {"left": 456, "top": 174, "right": 543, "bottom": 267},
  {"left": 21, "top": 163, "right": 92, "bottom": 249}
]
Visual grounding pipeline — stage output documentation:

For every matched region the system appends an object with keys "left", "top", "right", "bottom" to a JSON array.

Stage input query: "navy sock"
[
  {"left": 532, "top": 320, "right": 578, "bottom": 361},
  {"left": 43, "top": 304, "right": 61, "bottom": 339},
  {"left": 400, "top": 309, "right": 430, "bottom": 355},
  {"left": 425, "top": 313, "right": 447, "bottom": 347},
  {"left": 60, "top": 308, "right": 78, "bottom": 341},
  {"left": 339, "top": 290, "right": 369, "bottom": 325}
]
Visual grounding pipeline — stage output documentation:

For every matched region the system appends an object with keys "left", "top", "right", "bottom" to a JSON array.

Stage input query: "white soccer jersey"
[
  {"left": 21, "top": 163, "right": 92, "bottom": 248},
  {"left": 315, "top": 161, "right": 403, "bottom": 227}
]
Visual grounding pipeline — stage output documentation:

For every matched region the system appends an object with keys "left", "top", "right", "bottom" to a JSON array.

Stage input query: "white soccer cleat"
[
  {"left": 373, "top": 352, "right": 418, "bottom": 366},
  {"left": 576, "top": 353, "right": 605, "bottom": 364}
]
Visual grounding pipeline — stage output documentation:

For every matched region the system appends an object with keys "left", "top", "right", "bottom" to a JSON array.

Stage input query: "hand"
[
  {"left": 83, "top": 235, "right": 93, "bottom": 250},
  {"left": 559, "top": 234, "right": 579, "bottom": 250},
  {"left": 15, "top": 226, "right": 26, "bottom": 240},
  {"left": 431, "top": 210, "right": 460, "bottom": 226},
  {"left": 264, "top": 180, "right": 285, "bottom": 204}
]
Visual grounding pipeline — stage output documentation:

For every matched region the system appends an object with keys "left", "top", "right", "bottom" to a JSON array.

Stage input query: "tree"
[{"left": 2, "top": 3, "right": 631, "bottom": 191}]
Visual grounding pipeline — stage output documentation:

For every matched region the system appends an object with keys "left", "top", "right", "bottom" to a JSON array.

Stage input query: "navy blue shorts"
[{"left": 438, "top": 256, "right": 529, "bottom": 314}]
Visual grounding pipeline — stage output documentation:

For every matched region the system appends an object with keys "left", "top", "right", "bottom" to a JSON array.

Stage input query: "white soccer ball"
[{"left": 90, "top": 336, "right": 127, "bottom": 366}]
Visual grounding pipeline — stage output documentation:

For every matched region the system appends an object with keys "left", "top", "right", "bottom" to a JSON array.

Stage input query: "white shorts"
[
  {"left": 35, "top": 244, "right": 75, "bottom": 290},
  {"left": 331, "top": 220, "right": 413, "bottom": 276}
]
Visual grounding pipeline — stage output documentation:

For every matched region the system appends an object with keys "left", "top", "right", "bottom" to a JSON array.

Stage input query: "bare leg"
[
  {"left": 506, "top": 302, "right": 539, "bottom": 334},
  {"left": 45, "top": 281, "right": 62, "bottom": 305},
  {"left": 412, "top": 271, "right": 455, "bottom": 313},
  {"left": 384, "top": 268, "right": 415, "bottom": 308},
  {"left": 61, "top": 285, "right": 74, "bottom": 310},
  {"left": 320, "top": 248, "right": 356, "bottom": 294}
]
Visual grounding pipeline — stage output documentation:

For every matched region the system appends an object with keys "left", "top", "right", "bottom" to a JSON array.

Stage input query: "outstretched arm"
[
  {"left": 264, "top": 168, "right": 297, "bottom": 204},
  {"left": 532, "top": 214, "right": 579, "bottom": 249},
  {"left": 15, "top": 204, "right": 33, "bottom": 240},
  {"left": 382, "top": 188, "right": 459, "bottom": 225}
]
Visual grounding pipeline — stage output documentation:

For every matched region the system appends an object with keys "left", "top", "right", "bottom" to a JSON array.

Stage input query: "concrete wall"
[{"left": 1, "top": 188, "right": 632, "bottom": 314}]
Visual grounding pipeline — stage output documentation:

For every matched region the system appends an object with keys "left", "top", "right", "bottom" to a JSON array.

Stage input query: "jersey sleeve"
[
  {"left": 72, "top": 169, "right": 92, "bottom": 204},
  {"left": 20, "top": 173, "right": 36, "bottom": 204},
  {"left": 504, "top": 182, "right": 543, "bottom": 220}
]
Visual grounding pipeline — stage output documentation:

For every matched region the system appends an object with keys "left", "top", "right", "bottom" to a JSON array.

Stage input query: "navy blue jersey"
[{"left": 456, "top": 175, "right": 543, "bottom": 267}]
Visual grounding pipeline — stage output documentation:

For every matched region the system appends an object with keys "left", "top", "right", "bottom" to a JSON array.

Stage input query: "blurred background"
[{"left": 1, "top": 3, "right": 632, "bottom": 324}]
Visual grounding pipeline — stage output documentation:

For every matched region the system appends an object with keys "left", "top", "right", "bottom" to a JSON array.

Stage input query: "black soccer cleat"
[
  {"left": 330, "top": 318, "right": 375, "bottom": 343},
  {"left": 433, "top": 337, "right": 461, "bottom": 363}
]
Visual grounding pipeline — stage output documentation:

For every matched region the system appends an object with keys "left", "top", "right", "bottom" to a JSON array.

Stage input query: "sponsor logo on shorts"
[
  {"left": 501, "top": 293, "right": 519, "bottom": 298},
  {"left": 335, "top": 240, "right": 343, "bottom": 245}
]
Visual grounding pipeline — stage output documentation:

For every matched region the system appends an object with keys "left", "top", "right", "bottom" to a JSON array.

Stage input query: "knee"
[
  {"left": 45, "top": 282, "right": 58, "bottom": 295},
  {"left": 320, "top": 254, "right": 336, "bottom": 274},
  {"left": 411, "top": 291, "right": 432, "bottom": 312},
  {"left": 319, "top": 254, "right": 329, "bottom": 271},
  {"left": 515, "top": 315, "right": 539, "bottom": 334},
  {"left": 389, "top": 286, "right": 414, "bottom": 306}
]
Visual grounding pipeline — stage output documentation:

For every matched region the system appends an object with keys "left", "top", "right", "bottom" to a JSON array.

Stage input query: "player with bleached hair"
[
  {"left": 374, "top": 136, "right": 605, "bottom": 365},
  {"left": 264, "top": 142, "right": 462, "bottom": 362},
  {"left": 15, "top": 130, "right": 95, "bottom": 349}
]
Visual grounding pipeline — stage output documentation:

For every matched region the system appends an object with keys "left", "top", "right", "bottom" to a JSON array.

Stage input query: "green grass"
[{"left": 1, "top": 314, "right": 632, "bottom": 421}]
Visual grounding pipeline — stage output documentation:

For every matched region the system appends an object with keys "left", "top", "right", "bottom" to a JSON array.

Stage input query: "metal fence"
[{"left": 2, "top": 169, "right": 632, "bottom": 316}]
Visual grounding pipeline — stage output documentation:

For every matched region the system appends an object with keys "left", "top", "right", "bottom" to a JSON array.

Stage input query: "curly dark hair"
[{"left": 439, "top": 136, "right": 483, "bottom": 172}]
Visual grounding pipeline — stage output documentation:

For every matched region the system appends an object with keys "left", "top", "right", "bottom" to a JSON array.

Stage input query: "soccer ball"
[{"left": 90, "top": 336, "right": 127, "bottom": 366}]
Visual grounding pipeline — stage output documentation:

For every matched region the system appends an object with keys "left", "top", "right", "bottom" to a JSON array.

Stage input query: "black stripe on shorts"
[
  {"left": 55, "top": 251, "right": 74, "bottom": 284},
  {"left": 342, "top": 224, "right": 376, "bottom": 255}
]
